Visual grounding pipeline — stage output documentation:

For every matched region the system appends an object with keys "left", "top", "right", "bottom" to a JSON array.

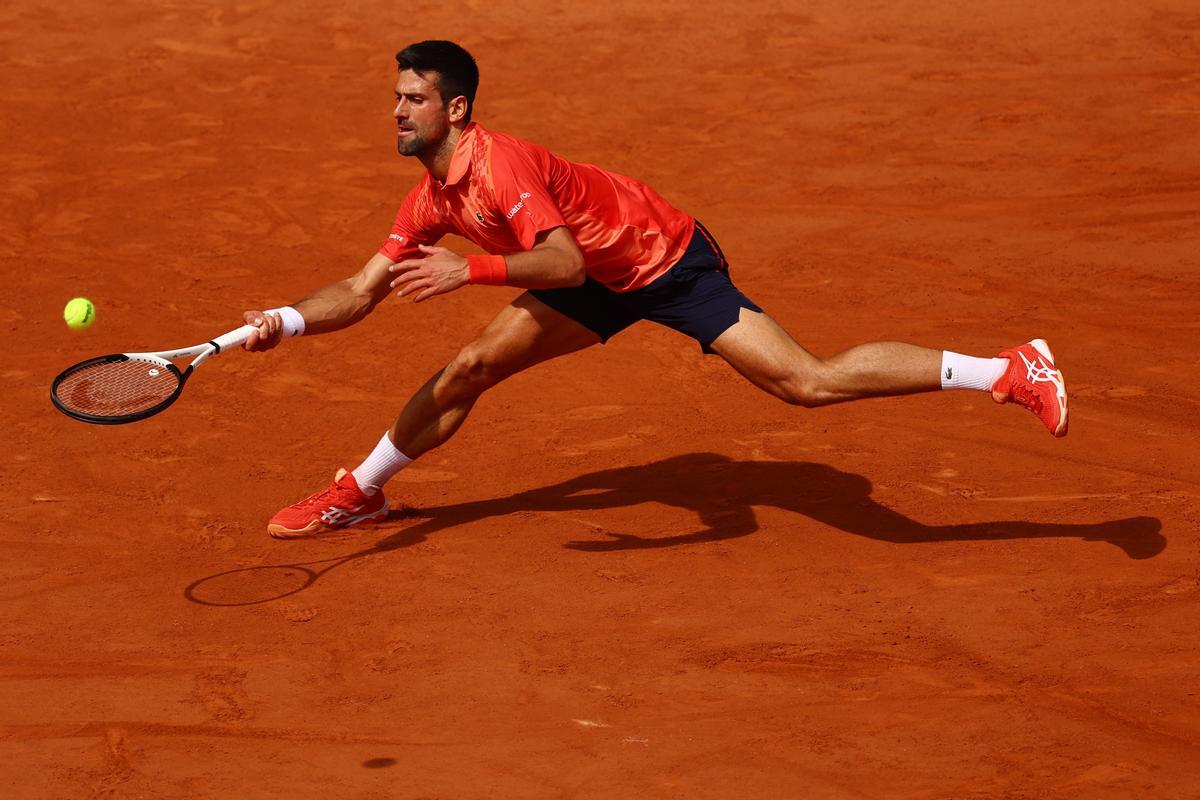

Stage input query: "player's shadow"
[
  {"left": 380, "top": 452, "right": 1163, "bottom": 560},
  {"left": 186, "top": 453, "right": 1165, "bottom": 606}
]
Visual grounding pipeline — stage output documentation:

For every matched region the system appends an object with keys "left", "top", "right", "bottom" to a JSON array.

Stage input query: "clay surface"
[{"left": 2, "top": 1, "right": 1198, "bottom": 797}]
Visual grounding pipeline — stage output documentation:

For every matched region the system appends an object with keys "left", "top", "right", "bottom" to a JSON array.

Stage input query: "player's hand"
[
  {"left": 389, "top": 245, "right": 469, "bottom": 302},
  {"left": 241, "top": 310, "right": 283, "bottom": 351}
]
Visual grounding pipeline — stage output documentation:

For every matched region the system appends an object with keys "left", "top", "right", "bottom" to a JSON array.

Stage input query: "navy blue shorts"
[{"left": 530, "top": 221, "right": 762, "bottom": 353}]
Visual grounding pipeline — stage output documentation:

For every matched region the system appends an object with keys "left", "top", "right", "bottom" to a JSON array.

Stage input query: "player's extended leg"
[
  {"left": 709, "top": 308, "right": 1068, "bottom": 433},
  {"left": 267, "top": 293, "right": 600, "bottom": 538},
  {"left": 709, "top": 309, "right": 942, "bottom": 405},
  {"left": 635, "top": 219, "right": 1064, "bottom": 437}
]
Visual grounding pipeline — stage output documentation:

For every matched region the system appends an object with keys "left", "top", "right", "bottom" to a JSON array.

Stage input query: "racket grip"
[{"left": 210, "top": 324, "right": 260, "bottom": 353}]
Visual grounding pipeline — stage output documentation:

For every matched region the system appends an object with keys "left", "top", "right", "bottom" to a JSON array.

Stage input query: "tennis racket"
[{"left": 51, "top": 324, "right": 259, "bottom": 424}]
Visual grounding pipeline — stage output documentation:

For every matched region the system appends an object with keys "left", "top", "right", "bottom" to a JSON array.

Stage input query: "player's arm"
[
  {"left": 388, "top": 226, "right": 585, "bottom": 302},
  {"left": 242, "top": 252, "right": 397, "bottom": 351},
  {"left": 292, "top": 252, "right": 397, "bottom": 334}
]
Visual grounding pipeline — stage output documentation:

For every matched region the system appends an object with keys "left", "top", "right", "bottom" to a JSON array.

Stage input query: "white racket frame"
[{"left": 122, "top": 323, "right": 260, "bottom": 372}]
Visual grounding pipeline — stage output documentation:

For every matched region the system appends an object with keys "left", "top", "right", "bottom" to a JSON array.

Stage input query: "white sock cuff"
[
  {"left": 351, "top": 433, "right": 414, "bottom": 495},
  {"left": 941, "top": 351, "right": 1009, "bottom": 392},
  {"left": 265, "top": 305, "right": 305, "bottom": 337}
]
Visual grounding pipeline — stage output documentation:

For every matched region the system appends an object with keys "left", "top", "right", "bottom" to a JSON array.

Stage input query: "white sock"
[
  {"left": 940, "top": 352, "right": 1009, "bottom": 392},
  {"left": 351, "top": 433, "right": 413, "bottom": 496}
]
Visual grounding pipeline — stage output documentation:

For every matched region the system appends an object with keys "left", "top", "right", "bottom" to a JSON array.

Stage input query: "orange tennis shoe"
[
  {"left": 991, "top": 338, "right": 1068, "bottom": 437},
  {"left": 267, "top": 469, "right": 388, "bottom": 539}
]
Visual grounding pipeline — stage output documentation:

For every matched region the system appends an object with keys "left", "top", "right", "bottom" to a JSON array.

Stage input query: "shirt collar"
[{"left": 441, "top": 121, "right": 478, "bottom": 187}]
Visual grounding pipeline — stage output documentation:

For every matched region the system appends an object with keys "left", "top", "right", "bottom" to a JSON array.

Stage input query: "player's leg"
[
  {"left": 386, "top": 292, "right": 601, "bottom": 459},
  {"left": 268, "top": 288, "right": 631, "bottom": 538},
  {"left": 708, "top": 309, "right": 946, "bottom": 404},
  {"left": 643, "top": 221, "right": 1066, "bottom": 436},
  {"left": 350, "top": 281, "right": 640, "bottom": 497},
  {"left": 709, "top": 309, "right": 1067, "bottom": 436},
  {"left": 640, "top": 223, "right": 963, "bottom": 403}
]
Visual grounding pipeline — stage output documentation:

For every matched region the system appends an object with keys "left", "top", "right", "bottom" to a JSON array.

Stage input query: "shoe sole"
[
  {"left": 1029, "top": 338, "right": 1069, "bottom": 438},
  {"left": 267, "top": 504, "right": 389, "bottom": 540}
]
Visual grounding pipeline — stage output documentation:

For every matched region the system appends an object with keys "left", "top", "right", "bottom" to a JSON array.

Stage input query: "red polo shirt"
[{"left": 379, "top": 122, "right": 695, "bottom": 292}]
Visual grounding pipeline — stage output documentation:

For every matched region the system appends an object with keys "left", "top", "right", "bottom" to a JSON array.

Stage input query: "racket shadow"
[
  {"left": 184, "top": 526, "right": 426, "bottom": 607},
  {"left": 184, "top": 452, "right": 1166, "bottom": 606}
]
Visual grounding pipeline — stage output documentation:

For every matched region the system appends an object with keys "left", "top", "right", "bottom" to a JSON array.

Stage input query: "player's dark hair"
[{"left": 395, "top": 40, "right": 479, "bottom": 123}]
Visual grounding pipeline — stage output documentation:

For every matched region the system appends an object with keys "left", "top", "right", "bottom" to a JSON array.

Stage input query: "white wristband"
[{"left": 265, "top": 306, "right": 306, "bottom": 337}]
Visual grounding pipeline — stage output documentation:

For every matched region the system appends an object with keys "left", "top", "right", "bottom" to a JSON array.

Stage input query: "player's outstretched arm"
[
  {"left": 388, "top": 226, "right": 585, "bottom": 303},
  {"left": 242, "top": 252, "right": 397, "bottom": 351}
]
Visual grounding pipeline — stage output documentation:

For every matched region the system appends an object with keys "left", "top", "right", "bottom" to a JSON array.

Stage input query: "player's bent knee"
[{"left": 443, "top": 345, "right": 507, "bottom": 395}]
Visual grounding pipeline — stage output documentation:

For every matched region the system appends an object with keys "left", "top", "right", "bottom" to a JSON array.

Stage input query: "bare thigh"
[
  {"left": 391, "top": 292, "right": 602, "bottom": 456},
  {"left": 708, "top": 307, "right": 823, "bottom": 403},
  {"left": 709, "top": 307, "right": 941, "bottom": 406},
  {"left": 460, "top": 290, "right": 603, "bottom": 383}
]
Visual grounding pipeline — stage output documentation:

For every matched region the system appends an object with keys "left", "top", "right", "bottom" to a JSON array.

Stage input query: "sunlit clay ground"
[{"left": 2, "top": 1, "right": 1198, "bottom": 797}]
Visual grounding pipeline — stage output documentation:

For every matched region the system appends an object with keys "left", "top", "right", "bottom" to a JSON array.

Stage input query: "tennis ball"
[{"left": 64, "top": 297, "right": 96, "bottom": 330}]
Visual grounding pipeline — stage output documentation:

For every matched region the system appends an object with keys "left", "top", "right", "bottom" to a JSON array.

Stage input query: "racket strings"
[{"left": 54, "top": 358, "right": 181, "bottom": 417}]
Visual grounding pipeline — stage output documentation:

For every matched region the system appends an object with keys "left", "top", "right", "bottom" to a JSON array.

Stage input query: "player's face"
[{"left": 393, "top": 70, "right": 452, "bottom": 157}]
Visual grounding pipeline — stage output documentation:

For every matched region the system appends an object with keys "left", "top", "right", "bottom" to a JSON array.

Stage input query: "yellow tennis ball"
[{"left": 64, "top": 297, "right": 96, "bottom": 330}]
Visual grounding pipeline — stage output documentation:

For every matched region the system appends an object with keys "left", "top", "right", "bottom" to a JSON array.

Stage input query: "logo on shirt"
[
  {"left": 506, "top": 192, "right": 532, "bottom": 220},
  {"left": 388, "top": 233, "right": 406, "bottom": 243}
]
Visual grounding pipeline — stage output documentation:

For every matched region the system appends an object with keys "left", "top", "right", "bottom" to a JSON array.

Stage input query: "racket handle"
[{"left": 210, "top": 324, "right": 260, "bottom": 353}]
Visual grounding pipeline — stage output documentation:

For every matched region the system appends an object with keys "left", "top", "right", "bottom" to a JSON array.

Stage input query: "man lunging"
[{"left": 243, "top": 41, "right": 1067, "bottom": 538}]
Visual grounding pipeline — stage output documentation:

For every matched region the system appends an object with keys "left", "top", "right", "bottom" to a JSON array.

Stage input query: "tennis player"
[{"left": 244, "top": 40, "right": 1068, "bottom": 538}]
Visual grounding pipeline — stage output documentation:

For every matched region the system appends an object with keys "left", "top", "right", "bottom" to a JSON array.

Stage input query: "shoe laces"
[{"left": 304, "top": 477, "right": 359, "bottom": 507}]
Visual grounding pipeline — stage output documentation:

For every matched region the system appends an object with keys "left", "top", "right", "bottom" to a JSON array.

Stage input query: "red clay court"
[{"left": 3, "top": 1, "right": 1199, "bottom": 797}]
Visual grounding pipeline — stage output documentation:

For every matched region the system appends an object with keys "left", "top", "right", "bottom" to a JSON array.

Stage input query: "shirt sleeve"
[
  {"left": 489, "top": 142, "right": 567, "bottom": 250},
  {"left": 378, "top": 179, "right": 446, "bottom": 262}
]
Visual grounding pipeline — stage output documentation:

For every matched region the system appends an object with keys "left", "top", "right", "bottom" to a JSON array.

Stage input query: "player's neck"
[{"left": 421, "top": 125, "right": 465, "bottom": 183}]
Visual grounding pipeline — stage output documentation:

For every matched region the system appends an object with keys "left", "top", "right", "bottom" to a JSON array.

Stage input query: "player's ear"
[{"left": 447, "top": 95, "right": 469, "bottom": 124}]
